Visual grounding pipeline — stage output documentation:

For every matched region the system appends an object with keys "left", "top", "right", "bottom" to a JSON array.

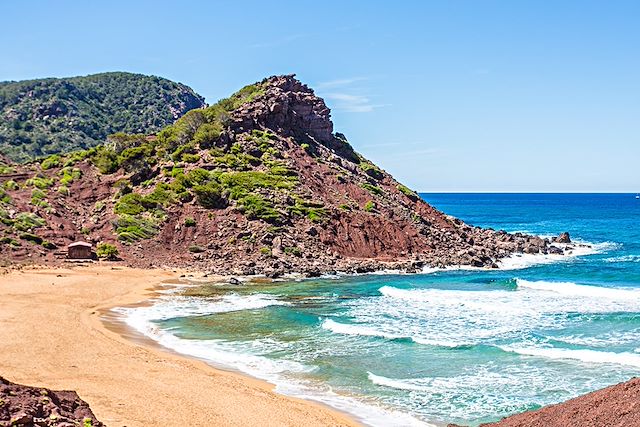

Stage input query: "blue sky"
[{"left": 2, "top": 1, "right": 639, "bottom": 192}]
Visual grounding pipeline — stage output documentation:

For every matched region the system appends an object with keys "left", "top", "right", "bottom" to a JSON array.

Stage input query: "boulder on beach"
[{"left": 0, "top": 376, "right": 103, "bottom": 426}]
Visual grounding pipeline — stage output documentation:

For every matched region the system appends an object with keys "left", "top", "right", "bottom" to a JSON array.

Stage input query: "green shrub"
[
  {"left": 41, "top": 154, "right": 61, "bottom": 170},
  {"left": 397, "top": 184, "right": 418, "bottom": 201},
  {"left": 212, "top": 153, "right": 261, "bottom": 170},
  {"left": 0, "top": 236, "right": 20, "bottom": 247},
  {"left": 219, "top": 171, "right": 296, "bottom": 199},
  {"left": 181, "top": 153, "right": 200, "bottom": 163},
  {"left": 31, "top": 189, "right": 48, "bottom": 206},
  {"left": 114, "top": 193, "right": 146, "bottom": 215},
  {"left": 359, "top": 162, "right": 383, "bottom": 180},
  {"left": 91, "top": 147, "right": 119, "bottom": 174},
  {"left": 63, "top": 149, "right": 92, "bottom": 167},
  {"left": 188, "top": 245, "right": 205, "bottom": 253},
  {"left": 113, "top": 214, "right": 159, "bottom": 243},
  {"left": 11, "top": 212, "right": 46, "bottom": 231},
  {"left": 0, "top": 164, "right": 16, "bottom": 174},
  {"left": 238, "top": 194, "right": 280, "bottom": 223},
  {"left": 364, "top": 200, "right": 376, "bottom": 212},
  {"left": 145, "top": 184, "right": 176, "bottom": 207},
  {"left": 171, "top": 142, "right": 196, "bottom": 161},
  {"left": 300, "top": 143, "right": 311, "bottom": 153},
  {"left": 26, "top": 176, "right": 54, "bottom": 189},
  {"left": 284, "top": 246, "right": 302, "bottom": 257},
  {"left": 59, "top": 167, "right": 82, "bottom": 186},
  {"left": 57, "top": 185, "right": 70, "bottom": 196},
  {"left": 184, "top": 168, "right": 211, "bottom": 186},
  {"left": 3, "top": 180, "right": 19, "bottom": 191},
  {"left": 0, "top": 188, "right": 10, "bottom": 204},
  {"left": 96, "top": 242, "right": 119, "bottom": 259},
  {"left": 184, "top": 217, "right": 196, "bottom": 227},
  {"left": 361, "top": 183, "right": 383, "bottom": 196},
  {"left": 260, "top": 246, "right": 271, "bottom": 256},
  {"left": 193, "top": 122, "right": 223, "bottom": 147},
  {"left": 287, "top": 197, "right": 326, "bottom": 222},
  {"left": 19, "top": 232, "right": 43, "bottom": 244},
  {"left": 41, "top": 241, "right": 57, "bottom": 249},
  {"left": 193, "top": 182, "right": 226, "bottom": 209}
]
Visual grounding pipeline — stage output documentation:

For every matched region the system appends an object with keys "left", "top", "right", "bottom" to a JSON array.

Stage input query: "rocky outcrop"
[
  {"left": 449, "top": 377, "right": 640, "bottom": 427},
  {"left": 0, "top": 376, "right": 103, "bottom": 426},
  {"left": 231, "top": 75, "right": 359, "bottom": 162},
  {"left": 554, "top": 232, "right": 571, "bottom": 243}
]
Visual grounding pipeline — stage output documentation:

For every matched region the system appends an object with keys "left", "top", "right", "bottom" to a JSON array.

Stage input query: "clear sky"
[{"left": 2, "top": 1, "right": 639, "bottom": 192}]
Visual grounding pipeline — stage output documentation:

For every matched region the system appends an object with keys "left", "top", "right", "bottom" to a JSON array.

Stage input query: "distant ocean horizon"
[{"left": 116, "top": 193, "right": 640, "bottom": 426}]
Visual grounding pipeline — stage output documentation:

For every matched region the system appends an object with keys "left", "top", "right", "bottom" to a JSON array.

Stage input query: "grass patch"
[
  {"left": 364, "top": 200, "right": 376, "bottom": 212},
  {"left": 361, "top": 183, "right": 383, "bottom": 196},
  {"left": 237, "top": 194, "right": 280, "bottom": 223},
  {"left": 219, "top": 171, "right": 296, "bottom": 200},
  {"left": 113, "top": 214, "right": 159, "bottom": 243},
  {"left": 359, "top": 161, "right": 383, "bottom": 180},
  {"left": 26, "top": 176, "right": 54, "bottom": 189},
  {"left": 40, "top": 154, "right": 61, "bottom": 170},
  {"left": 287, "top": 197, "right": 326, "bottom": 222},
  {"left": 397, "top": 184, "right": 418, "bottom": 201},
  {"left": 19, "top": 232, "right": 43, "bottom": 244}
]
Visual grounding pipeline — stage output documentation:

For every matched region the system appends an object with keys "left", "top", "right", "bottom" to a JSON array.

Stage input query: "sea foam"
[
  {"left": 516, "top": 279, "right": 640, "bottom": 299},
  {"left": 116, "top": 296, "right": 432, "bottom": 427},
  {"left": 500, "top": 346, "right": 640, "bottom": 368}
]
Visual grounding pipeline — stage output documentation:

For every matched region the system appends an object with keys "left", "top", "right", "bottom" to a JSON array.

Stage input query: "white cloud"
[
  {"left": 315, "top": 77, "right": 368, "bottom": 89},
  {"left": 323, "top": 92, "right": 387, "bottom": 113}
]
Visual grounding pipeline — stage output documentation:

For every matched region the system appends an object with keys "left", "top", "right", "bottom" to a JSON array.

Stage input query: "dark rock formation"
[
  {"left": 449, "top": 377, "right": 640, "bottom": 427},
  {"left": 554, "top": 232, "right": 571, "bottom": 243},
  {"left": 0, "top": 376, "right": 103, "bottom": 426}
]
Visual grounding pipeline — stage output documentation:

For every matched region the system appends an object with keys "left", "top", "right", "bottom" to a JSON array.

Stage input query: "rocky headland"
[{"left": 0, "top": 74, "right": 575, "bottom": 276}]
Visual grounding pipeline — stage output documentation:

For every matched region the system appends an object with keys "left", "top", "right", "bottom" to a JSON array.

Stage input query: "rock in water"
[
  {"left": 0, "top": 376, "right": 104, "bottom": 426},
  {"left": 555, "top": 232, "right": 571, "bottom": 243}
]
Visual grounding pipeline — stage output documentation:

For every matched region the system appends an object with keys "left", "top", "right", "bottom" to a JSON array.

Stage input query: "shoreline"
[{"left": 0, "top": 265, "right": 360, "bottom": 427}]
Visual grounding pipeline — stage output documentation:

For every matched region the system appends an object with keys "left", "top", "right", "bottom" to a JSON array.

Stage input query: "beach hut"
[{"left": 67, "top": 241, "right": 93, "bottom": 259}]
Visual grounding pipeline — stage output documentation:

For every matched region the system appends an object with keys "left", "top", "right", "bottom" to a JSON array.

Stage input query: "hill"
[
  {"left": 0, "top": 72, "right": 206, "bottom": 162},
  {"left": 0, "top": 74, "right": 562, "bottom": 276}
]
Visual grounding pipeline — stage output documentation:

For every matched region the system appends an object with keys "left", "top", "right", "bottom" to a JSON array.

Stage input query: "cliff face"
[{"left": 0, "top": 74, "right": 563, "bottom": 276}]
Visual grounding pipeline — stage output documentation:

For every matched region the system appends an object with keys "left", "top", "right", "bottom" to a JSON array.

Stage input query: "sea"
[{"left": 115, "top": 193, "right": 640, "bottom": 426}]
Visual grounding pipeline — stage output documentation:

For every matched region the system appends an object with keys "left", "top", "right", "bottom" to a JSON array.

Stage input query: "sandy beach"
[{"left": 0, "top": 264, "right": 359, "bottom": 427}]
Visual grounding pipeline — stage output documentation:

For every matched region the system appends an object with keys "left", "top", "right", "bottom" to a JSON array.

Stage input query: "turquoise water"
[{"left": 118, "top": 194, "right": 640, "bottom": 426}]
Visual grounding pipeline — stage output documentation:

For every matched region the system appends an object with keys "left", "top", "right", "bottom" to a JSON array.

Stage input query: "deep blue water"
[{"left": 118, "top": 193, "right": 640, "bottom": 426}]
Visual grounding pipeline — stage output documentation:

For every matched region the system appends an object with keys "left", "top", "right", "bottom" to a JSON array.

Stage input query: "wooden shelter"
[{"left": 67, "top": 241, "right": 93, "bottom": 259}]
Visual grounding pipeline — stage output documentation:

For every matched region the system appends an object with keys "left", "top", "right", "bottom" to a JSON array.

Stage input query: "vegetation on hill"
[{"left": 0, "top": 72, "right": 206, "bottom": 162}]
